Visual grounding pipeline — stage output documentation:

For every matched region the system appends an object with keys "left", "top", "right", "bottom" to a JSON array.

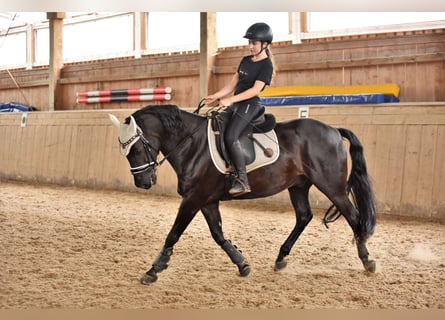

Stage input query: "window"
[
  {"left": 0, "top": 31, "right": 26, "bottom": 68},
  {"left": 308, "top": 12, "right": 445, "bottom": 31},
  {"left": 217, "top": 12, "right": 290, "bottom": 47},
  {"left": 63, "top": 13, "right": 133, "bottom": 61},
  {"left": 147, "top": 12, "right": 200, "bottom": 52}
]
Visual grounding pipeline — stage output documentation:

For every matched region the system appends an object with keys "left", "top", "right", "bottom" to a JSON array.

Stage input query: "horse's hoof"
[
  {"left": 364, "top": 260, "right": 376, "bottom": 273},
  {"left": 238, "top": 263, "right": 251, "bottom": 277},
  {"left": 274, "top": 259, "right": 287, "bottom": 271},
  {"left": 140, "top": 272, "right": 158, "bottom": 285}
]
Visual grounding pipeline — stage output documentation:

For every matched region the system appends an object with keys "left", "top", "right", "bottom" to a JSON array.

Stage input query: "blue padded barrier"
[{"left": 260, "top": 94, "right": 399, "bottom": 106}]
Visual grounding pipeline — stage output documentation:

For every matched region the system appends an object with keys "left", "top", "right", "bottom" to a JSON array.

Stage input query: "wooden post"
[
  {"left": 26, "top": 24, "right": 35, "bottom": 70},
  {"left": 134, "top": 12, "right": 147, "bottom": 59},
  {"left": 291, "top": 12, "right": 307, "bottom": 44},
  {"left": 199, "top": 12, "right": 217, "bottom": 99},
  {"left": 47, "top": 12, "right": 65, "bottom": 111}
]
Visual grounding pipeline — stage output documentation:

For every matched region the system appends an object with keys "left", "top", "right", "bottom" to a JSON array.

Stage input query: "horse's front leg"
[
  {"left": 201, "top": 202, "right": 250, "bottom": 277},
  {"left": 140, "top": 201, "right": 199, "bottom": 285},
  {"left": 140, "top": 246, "right": 173, "bottom": 284}
]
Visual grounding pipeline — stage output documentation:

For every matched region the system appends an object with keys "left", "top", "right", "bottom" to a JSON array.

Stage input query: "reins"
[
  {"left": 135, "top": 104, "right": 208, "bottom": 170},
  {"left": 136, "top": 100, "right": 276, "bottom": 172},
  {"left": 156, "top": 117, "right": 207, "bottom": 166},
  {"left": 195, "top": 98, "right": 276, "bottom": 137}
]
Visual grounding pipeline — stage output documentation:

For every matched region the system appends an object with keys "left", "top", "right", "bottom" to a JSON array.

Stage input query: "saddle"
[{"left": 208, "top": 106, "right": 279, "bottom": 173}]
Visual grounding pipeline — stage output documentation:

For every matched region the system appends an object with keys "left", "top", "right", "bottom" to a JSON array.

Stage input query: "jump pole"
[
  {"left": 76, "top": 87, "right": 172, "bottom": 97},
  {"left": 76, "top": 93, "right": 171, "bottom": 104}
]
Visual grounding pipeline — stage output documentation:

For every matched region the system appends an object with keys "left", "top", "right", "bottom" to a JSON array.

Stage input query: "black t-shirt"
[{"left": 234, "top": 55, "right": 273, "bottom": 104}]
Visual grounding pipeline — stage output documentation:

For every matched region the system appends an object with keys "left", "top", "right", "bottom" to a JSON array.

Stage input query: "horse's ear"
[
  {"left": 128, "top": 116, "right": 137, "bottom": 133},
  {"left": 108, "top": 114, "right": 121, "bottom": 129}
]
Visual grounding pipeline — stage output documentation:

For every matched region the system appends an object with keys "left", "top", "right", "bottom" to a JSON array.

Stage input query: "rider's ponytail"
[{"left": 265, "top": 46, "right": 276, "bottom": 79}]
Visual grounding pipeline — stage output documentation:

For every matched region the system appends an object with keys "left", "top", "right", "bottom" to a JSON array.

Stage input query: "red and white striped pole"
[
  {"left": 77, "top": 94, "right": 171, "bottom": 104},
  {"left": 76, "top": 87, "right": 172, "bottom": 98},
  {"left": 76, "top": 87, "right": 172, "bottom": 104}
]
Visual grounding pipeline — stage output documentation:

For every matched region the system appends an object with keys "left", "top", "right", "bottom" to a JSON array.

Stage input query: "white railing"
[{"left": 1, "top": 12, "right": 444, "bottom": 70}]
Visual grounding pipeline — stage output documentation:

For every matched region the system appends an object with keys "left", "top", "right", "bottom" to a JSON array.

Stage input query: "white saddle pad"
[{"left": 207, "top": 120, "right": 280, "bottom": 174}]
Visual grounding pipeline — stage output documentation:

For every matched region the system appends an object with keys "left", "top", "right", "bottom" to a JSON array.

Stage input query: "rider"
[{"left": 205, "top": 22, "right": 274, "bottom": 196}]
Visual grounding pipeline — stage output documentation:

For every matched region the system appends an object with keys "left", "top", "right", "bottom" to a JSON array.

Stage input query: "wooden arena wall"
[
  {"left": 0, "top": 31, "right": 444, "bottom": 111},
  {"left": 0, "top": 104, "right": 444, "bottom": 221}
]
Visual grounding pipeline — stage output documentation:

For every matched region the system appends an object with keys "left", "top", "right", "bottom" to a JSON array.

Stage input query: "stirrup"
[{"left": 229, "top": 178, "right": 251, "bottom": 196}]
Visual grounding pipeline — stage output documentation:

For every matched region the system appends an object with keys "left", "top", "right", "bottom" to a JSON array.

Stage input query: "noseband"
[{"left": 119, "top": 128, "right": 158, "bottom": 175}]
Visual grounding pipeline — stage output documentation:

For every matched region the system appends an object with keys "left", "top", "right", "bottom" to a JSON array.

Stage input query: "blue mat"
[
  {"left": 260, "top": 94, "right": 399, "bottom": 106},
  {"left": 0, "top": 102, "right": 36, "bottom": 112}
]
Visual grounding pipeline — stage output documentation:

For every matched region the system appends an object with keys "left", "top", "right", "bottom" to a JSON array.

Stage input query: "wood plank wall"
[
  {"left": 212, "top": 32, "right": 445, "bottom": 101},
  {"left": 1, "top": 104, "right": 444, "bottom": 221},
  {"left": 0, "top": 32, "right": 444, "bottom": 111}
]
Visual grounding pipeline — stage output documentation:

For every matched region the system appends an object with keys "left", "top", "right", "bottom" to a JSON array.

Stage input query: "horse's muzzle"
[
  {"left": 134, "top": 172, "right": 157, "bottom": 189},
  {"left": 135, "top": 182, "right": 152, "bottom": 190}
]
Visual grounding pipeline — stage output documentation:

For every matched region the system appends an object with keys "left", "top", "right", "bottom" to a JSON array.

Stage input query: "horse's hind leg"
[
  {"left": 329, "top": 195, "right": 376, "bottom": 273},
  {"left": 201, "top": 202, "right": 250, "bottom": 277},
  {"left": 275, "top": 184, "right": 313, "bottom": 271}
]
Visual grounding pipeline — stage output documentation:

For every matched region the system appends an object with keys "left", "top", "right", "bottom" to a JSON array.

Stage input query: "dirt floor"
[{"left": 0, "top": 181, "right": 444, "bottom": 309}]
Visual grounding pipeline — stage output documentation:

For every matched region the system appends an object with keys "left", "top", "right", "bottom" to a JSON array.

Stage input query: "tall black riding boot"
[{"left": 228, "top": 141, "right": 251, "bottom": 196}]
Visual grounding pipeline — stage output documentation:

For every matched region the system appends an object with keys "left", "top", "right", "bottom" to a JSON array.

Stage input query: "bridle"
[
  {"left": 119, "top": 128, "right": 159, "bottom": 176},
  {"left": 121, "top": 107, "right": 207, "bottom": 176}
]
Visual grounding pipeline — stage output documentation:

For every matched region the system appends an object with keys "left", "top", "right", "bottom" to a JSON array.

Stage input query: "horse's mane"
[{"left": 129, "top": 104, "right": 185, "bottom": 138}]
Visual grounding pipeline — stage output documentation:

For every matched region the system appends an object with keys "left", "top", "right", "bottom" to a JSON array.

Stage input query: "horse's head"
[{"left": 109, "top": 114, "right": 158, "bottom": 189}]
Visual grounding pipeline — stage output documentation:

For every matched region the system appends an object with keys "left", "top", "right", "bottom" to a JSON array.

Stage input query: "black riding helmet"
[{"left": 243, "top": 22, "right": 273, "bottom": 43}]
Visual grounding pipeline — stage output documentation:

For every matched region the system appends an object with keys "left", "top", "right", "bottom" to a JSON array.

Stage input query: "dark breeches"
[{"left": 224, "top": 102, "right": 261, "bottom": 148}]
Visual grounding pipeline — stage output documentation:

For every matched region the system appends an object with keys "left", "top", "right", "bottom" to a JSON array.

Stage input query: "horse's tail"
[{"left": 338, "top": 128, "right": 376, "bottom": 237}]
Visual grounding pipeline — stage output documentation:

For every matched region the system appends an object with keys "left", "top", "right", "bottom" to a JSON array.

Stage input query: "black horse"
[{"left": 109, "top": 104, "right": 376, "bottom": 285}]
